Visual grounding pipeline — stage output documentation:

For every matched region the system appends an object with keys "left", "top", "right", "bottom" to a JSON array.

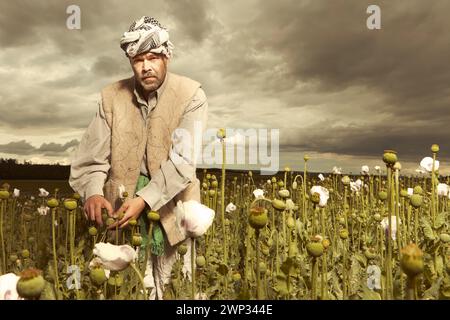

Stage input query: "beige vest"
[{"left": 101, "top": 72, "right": 201, "bottom": 246}]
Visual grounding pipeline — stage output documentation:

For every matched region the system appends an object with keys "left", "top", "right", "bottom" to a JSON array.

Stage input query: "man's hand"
[
  {"left": 84, "top": 195, "right": 114, "bottom": 226},
  {"left": 108, "top": 197, "right": 146, "bottom": 229}
]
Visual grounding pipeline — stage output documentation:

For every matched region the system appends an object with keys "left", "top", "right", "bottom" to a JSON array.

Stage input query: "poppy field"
[{"left": 0, "top": 145, "right": 449, "bottom": 300}]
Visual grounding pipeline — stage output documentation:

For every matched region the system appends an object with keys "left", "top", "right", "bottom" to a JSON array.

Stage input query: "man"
[{"left": 69, "top": 16, "right": 207, "bottom": 299}]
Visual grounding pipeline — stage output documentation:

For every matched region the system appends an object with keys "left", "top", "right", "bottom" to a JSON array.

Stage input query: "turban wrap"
[{"left": 120, "top": 16, "right": 174, "bottom": 59}]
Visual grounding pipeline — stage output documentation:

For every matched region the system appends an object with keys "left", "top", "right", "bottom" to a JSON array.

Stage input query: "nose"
[{"left": 143, "top": 58, "right": 152, "bottom": 73}]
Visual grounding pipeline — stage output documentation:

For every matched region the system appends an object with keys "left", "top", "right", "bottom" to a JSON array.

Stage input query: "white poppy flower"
[
  {"left": 266, "top": 179, "right": 271, "bottom": 185},
  {"left": 350, "top": 179, "right": 363, "bottom": 192},
  {"left": 37, "top": 205, "right": 50, "bottom": 216},
  {"left": 318, "top": 174, "right": 325, "bottom": 181},
  {"left": 420, "top": 157, "right": 439, "bottom": 173},
  {"left": 175, "top": 200, "right": 215, "bottom": 238},
  {"left": 253, "top": 189, "right": 264, "bottom": 199},
  {"left": 310, "top": 186, "right": 329, "bottom": 207},
  {"left": 437, "top": 183, "right": 449, "bottom": 197},
  {"left": 118, "top": 184, "right": 126, "bottom": 199},
  {"left": 407, "top": 188, "right": 414, "bottom": 196},
  {"left": 92, "top": 242, "right": 137, "bottom": 271},
  {"left": 0, "top": 273, "right": 23, "bottom": 300},
  {"left": 374, "top": 166, "right": 381, "bottom": 172},
  {"left": 361, "top": 165, "right": 369, "bottom": 175},
  {"left": 225, "top": 202, "right": 236, "bottom": 213},
  {"left": 332, "top": 166, "right": 342, "bottom": 174},
  {"left": 380, "top": 216, "right": 401, "bottom": 241},
  {"left": 285, "top": 199, "right": 296, "bottom": 211},
  {"left": 13, "top": 188, "right": 20, "bottom": 198},
  {"left": 38, "top": 188, "right": 49, "bottom": 197}
]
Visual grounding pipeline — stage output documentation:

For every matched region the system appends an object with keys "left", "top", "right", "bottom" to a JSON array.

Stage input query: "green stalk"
[
  {"left": 221, "top": 138, "right": 227, "bottom": 264},
  {"left": 191, "top": 237, "right": 196, "bottom": 299},
  {"left": 311, "top": 257, "right": 318, "bottom": 300},
  {"left": 130, "top": 263, "right": 148, "bottom": 300},
  {"left": 0, "top": 200, "right": 5, "bottom": 273},
  {"left": 51, "top": 207, "right": 60, "bottom": 298},
  {"left": 255, "top": 229, "right": 261, "bottom": 300}
]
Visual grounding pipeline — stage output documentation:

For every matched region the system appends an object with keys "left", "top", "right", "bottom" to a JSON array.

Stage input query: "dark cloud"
[
  {"left": 0, "top": 139, "right": 79, "bottom": 157},
  {"left": 0, "top": 0, "right": 449, "bottom": 172},
  {"left": 0, "top": 140, "right": 36, "bottom": 155},
  {"left": 166, "top": 0, "right": 215, "bottom": 44}
]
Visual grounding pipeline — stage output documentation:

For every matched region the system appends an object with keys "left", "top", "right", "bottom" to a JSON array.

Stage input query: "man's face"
[{"left": 130, "top": 52, "right": 168, "bottom": 95}]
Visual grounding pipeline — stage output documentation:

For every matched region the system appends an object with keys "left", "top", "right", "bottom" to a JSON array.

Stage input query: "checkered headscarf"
[{"left": 120, "top": 16, "right": 174, "bottom": 58}]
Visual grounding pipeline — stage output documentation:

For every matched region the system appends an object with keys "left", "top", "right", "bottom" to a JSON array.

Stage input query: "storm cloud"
[{"left": 0, "top": 0, "right": 449, "bottom": 173}]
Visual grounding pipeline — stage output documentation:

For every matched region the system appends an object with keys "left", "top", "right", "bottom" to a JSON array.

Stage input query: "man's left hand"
[{"left": 108, "top": 197, "right": 146, "bottom": 229}]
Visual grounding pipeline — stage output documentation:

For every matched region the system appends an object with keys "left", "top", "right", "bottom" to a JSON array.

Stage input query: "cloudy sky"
[{"left": 0, "top": 0, "right": 449, "bottom": 175}]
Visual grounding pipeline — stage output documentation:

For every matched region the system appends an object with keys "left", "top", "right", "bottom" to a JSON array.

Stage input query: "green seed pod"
[
  {"left": 63, "top": 199, "right": 77, "bottom": 210},
  {"left": 278, "top": 189, "right": 290, "bottom": 199},
  {"left": 72, "top": 193, "right": 81, "bottom": 201},
  {"left": 211, "top": 180, "right": 218, "bottom": 188},
  {"left": 439, "top": 233, "right": 450, "bottom": 243},
  {"left": 341, "top": 176, "right": 351, "bottom": 186},
  {"left": 16, "top": 268, "right": 45, "bottom": 299},
  {"left": 400, "top": 189, "right": 409, "bottom": 198},
  {"left": 338, "top": 217, "right": 346, "bottom": 225},
  {"left": 132, "top": 235, "right": 142, "bottom": 246},
  {"left": 322, "top": 239, "right": 331, "bottom": 250},
  {"left": 373, "top": 213, "right": 382, "bottom": 222},
  {"left": 339, "top": 229, "right": 349, "bottom": 240},
  {"left": 271, "top": 177, "right": 277, "bottom": 183},
  {"left": 202, "top": 182, "right": 208, "bottom": 190},
  {"left": 47, "top": 198, "right": 59, "bottom": 208},
  {"left": 105, "top": 217, "right": 115, "bottom": 227},
  {"left": 217, "top": 128, "right": 226, "bottom": 139},
  {"left": 177, "top": 244, "right": 188, "bottom": 256},
  {"left": 206, "top": 174, "right": 211, "bottom": 180},
  {"left": 147, "top": 210, "right": 160, "bottom": 222},
  {"left": 0, "top": 190, "right": 10, "bottom": 199},
  {"left": 232, "top": 272, "right": 241, "bottom": 282},
  {"left": 88, "top": 226, "right": 98, "bottom": 236},
  {"left": 21, "top": 249, "right": 30, "bottom": 258},
  {"left": 413, "top": 186, "right": 423, "bottom": 195},
  {"left": 382, "top": 150, "right": 398, "bottom": 166},
  {"left": 108, "top": 274, "right": 123, "bottom": 287},
  {"left": 248, "top": 206, "right": 268, "bottom": 230},
  {"left": 9, "top": 254, "right": 18, "bottom": 263},
  {"left": 304, "top": 154, "right": 310, "bottom": 162},
  {"left": 272, "top": 199, "right": 286, "bottom": 211},
  {"left": 364, "top": 248, "right": 377, "bottom": 260},
  {"left": 90, "top": 267, "right": 108, "bottom": 286},
  {"left": 259, "top": 262, "right": 267, "bottom": 274},
  {"left": 310, "top": 192, "right": 320, "bottom": 205},
  {"left": 410, "top": 194, "right": 423, "bottom": 208},
  {"left": 286, "top": 215, "right": 295, "bottom": 229},
  {"left": 431, "top": 144, "right": 439, "bottom": 153},
  {"left": 209, "top": 189, "right": 216, "bottom": 197},
  {"left": 378, "top": 191, "right": 388, "bottom": 201},
  {"left": 400, "top": 244, "right": 424, "bottom": 277},
  {"left": 196, "top": 255, "right": 206, "bottom": 268},
  {"left": 129, "top": 219, "right": 137, "bottom": 226},
  {"left": 277, "top": 181, "right": 284, "bottom": 188},
  {"left": 306, "top": 242, "right": 324, "bottom": 258},
  {"left": 292, "top": 181, "right": 298, "bottom": 190}
]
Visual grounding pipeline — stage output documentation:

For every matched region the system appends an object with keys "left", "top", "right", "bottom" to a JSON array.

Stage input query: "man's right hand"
[{"left": 84, "top": 195, "right": 114, "bottom": 226}]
